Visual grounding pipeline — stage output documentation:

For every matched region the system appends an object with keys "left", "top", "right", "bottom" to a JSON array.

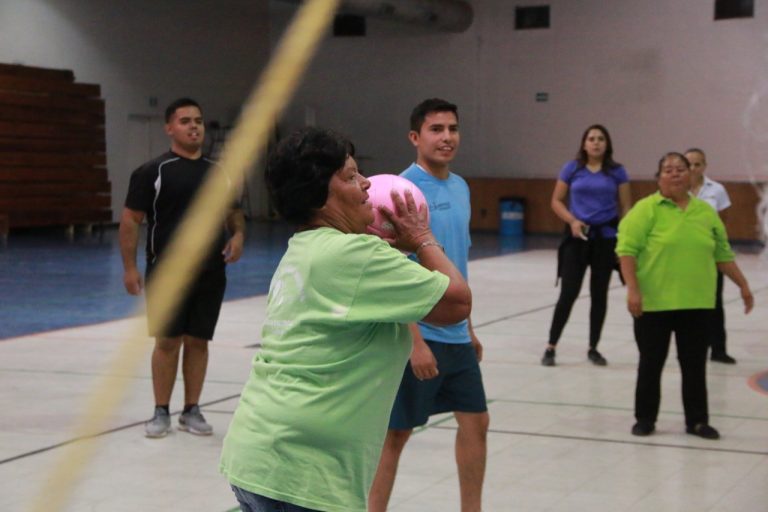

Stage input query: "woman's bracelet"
[{"left": 415, "top": 240, "right": 445, "bottom": 256}]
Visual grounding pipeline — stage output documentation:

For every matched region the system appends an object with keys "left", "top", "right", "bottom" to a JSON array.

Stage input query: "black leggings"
[{"left": 548, "top": 237, "right": 616, "bottom": 347}]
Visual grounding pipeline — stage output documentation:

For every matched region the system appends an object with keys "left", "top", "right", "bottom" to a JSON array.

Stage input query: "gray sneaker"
[
  {"left": 145, "top": 407, "right": 171, "bottom": 438},
  {"left": 178, "top": 405, "right": 213, "bottom": 436}
]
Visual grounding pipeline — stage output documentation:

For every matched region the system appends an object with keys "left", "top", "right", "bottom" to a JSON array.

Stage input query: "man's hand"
[
  {"left": 471, "top": 332, "right": 483, "bottom": 362},
  {"left": 223, "top": 232, "right": 244, "bottom": 263},
  {"left": 410, "top": 338, "right": 439, "bottom": 381},
  {"left": 119, "top": 207, "right": 144, "bottom": 296},
  {"left": 123, "top": 267, "right": 143, "bottom": 295}
]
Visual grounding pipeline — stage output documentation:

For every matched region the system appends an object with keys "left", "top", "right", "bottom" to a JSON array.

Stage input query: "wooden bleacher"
[{"left": 0, "top": 63, "right": 111, "bottom": 231}]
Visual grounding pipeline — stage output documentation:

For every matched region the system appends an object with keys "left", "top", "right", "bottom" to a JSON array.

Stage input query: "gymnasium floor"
[{"left": 1, "top": 223, "right": 766, "bottom": 512}]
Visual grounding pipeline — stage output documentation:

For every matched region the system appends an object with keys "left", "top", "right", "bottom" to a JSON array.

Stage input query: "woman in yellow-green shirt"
[{"left": 616, "top": 152, "right": 753, "bottom": 440}]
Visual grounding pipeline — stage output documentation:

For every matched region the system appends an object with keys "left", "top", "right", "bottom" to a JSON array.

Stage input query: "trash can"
[{"left": 499, "top": 197, "right": 524, "bottom": 236}]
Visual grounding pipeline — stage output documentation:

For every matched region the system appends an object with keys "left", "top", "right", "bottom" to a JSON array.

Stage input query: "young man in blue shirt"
[{"left": 369, "top": 99, "right": 489, "bottom": 512}]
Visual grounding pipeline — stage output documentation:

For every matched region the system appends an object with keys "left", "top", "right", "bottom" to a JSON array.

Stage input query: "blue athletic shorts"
[
  {"left": 231, "top": 486, "right": 320, "bottom": 512},
  {"left": 389, "top": 339, "right": 487, "bottom": 430}
]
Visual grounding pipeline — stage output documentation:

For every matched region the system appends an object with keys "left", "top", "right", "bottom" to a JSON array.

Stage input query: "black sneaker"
[
  {"left": 686, "top": 423, "right": 720, "bottom": 440},
  {"left": 711, "top": 353, "right": 737, "bottom": 364},
  {"left": 587, "top": 349, "right": 607, "bottom": 366},
  {"left": 541, "top": 348, "right": 555, "bottom": 367},
  {"left": 631, "top": 422, "right": 655, "bottom": 436}
]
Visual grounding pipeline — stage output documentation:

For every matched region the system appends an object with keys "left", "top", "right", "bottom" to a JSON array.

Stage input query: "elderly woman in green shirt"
[
  {"left": 220, "top": 128, "right": 471, "bottom": 512},
  {"left": 616, "top": 152, "right": 753, "bottom": 440}
]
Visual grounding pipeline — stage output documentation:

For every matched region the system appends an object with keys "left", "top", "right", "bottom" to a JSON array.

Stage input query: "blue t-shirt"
[
  {"left": 559, "top": 160, "right": 628, "bottom": 238},
  {"left": 401, "top": 163, "right": 471, "bottom": 344}
]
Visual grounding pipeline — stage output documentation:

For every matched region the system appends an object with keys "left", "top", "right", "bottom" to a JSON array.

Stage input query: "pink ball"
[{"left": 367, "top": 174, "right": 429, "bottom": 238}]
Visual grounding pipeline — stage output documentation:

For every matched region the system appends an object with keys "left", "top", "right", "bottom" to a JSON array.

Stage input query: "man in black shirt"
[{"left": 119, "top": 98, "right": 245, "bottom": 438}]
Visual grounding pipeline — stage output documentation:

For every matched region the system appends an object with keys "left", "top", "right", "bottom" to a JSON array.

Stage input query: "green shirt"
[
  {"left": 220, "top": 228, "right": 449, "bottom": 511},
  {"left": 616, "top": 191, "right": 734, "bottom": 312}
]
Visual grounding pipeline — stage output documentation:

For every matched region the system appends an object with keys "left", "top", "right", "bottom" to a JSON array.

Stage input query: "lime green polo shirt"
[
  {"left": 616, "top": 191, "right": 734, "bottom": 312},
  {"left": 220, "top": 228, "right": 449, "bottom": 512}
]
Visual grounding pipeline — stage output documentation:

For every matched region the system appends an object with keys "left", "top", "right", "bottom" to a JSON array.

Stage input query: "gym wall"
[
  {"left": 276, "top": 0, "right": 768, "bottom": 188},
  {"left": 1, "top": 0, "right": 766, "bottom": 223},
  {"left": 0, "top": 0, "right": 271, "bottom": 222}
]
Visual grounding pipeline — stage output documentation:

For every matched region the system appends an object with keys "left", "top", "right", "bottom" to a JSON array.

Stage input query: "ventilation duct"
[{"left": 276, "top": 0, "right": 474, "bottom": 33}]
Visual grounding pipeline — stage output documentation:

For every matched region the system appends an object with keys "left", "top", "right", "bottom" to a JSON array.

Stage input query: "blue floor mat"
[{"left": 0, "top": 222, "right": 540, "bottom": 340}]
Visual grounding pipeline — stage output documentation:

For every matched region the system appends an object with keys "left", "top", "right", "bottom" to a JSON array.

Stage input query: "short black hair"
[
  {"left": 165, "top": 97, "right": 201, "bottom": 123},
  {"left": 265, "top": 127, "right": 354, "bottom": 224},
  {"left": 409, "top": 98, "right": 459, "bottom": 132},
  {"left": 656, "top": 151, "right": 690, "bottom": 177}
]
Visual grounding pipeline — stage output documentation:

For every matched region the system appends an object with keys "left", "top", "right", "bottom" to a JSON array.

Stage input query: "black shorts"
[
  {"left": 389, "top": 340, "right": 487, "bottom": 430},
  {"left": 145, "top": 263, "right": 226, "bottom": 340}
]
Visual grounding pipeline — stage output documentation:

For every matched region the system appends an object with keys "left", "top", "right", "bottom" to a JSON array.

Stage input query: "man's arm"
[
  {"left": 119, "top": 207, "right": 145, "bottom": 295},
  {"left": 223, "top": 208, "right": 246, "bottom": 263}
]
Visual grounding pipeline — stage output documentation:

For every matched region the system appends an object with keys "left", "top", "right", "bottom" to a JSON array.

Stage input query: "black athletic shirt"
[{"left": 125, "top": 151, "right": 228, "bottom": 270}]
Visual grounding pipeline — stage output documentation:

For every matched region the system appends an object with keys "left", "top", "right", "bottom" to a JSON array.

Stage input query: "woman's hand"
[
  {"left": 741, "top": 285, "right": 754, "bottom": 314},
  {"left": 627, "top": 286, "right": 643, "bottom": 318},
  {"left": 123, "top": 267, "right": 143, "bottom": 296},
  {"left": 570, "top": 219, "right": 589, "bottom": 240},
  {"left": 376, "top": 189, "right": 433, "bottom": 252}
]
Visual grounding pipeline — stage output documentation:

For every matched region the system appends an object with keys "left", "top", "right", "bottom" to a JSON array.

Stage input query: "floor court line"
[
  {"left": 474, "top": 283, "right": 768, "bottom": 330},
  {"left": 433, "top": 425, "right": 768, "bottom": 456},
  {"left": 3, "top": 245, "right": 765, "bottom": 511},
  {"left": 4, "top": 385, "right": 765, "bottom": 508},
  {"left": 3, "top": 285, "right": 766, "bottom": 468},
  {"left": 490, "top": 398, "right": 768, "bottom": 421},
  {"left": 11, "top": 389, "right": 752, "bottom": 470},
  {"left": 0, "top": 367, "right": 250, "bottom": 388},
  {"left": 0, "top": 395, "right": 481, "bottom": 468},
  {"left": 472, "top": 292, "right": 612, "bottom": 328},
  {"left": 0, "top": 393, "right": 241, "bottom": 466}
]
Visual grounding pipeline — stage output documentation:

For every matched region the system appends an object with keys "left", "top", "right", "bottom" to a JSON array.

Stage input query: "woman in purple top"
[{"left": 542, "top": 124, "right": 631, "bottom": 367}]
